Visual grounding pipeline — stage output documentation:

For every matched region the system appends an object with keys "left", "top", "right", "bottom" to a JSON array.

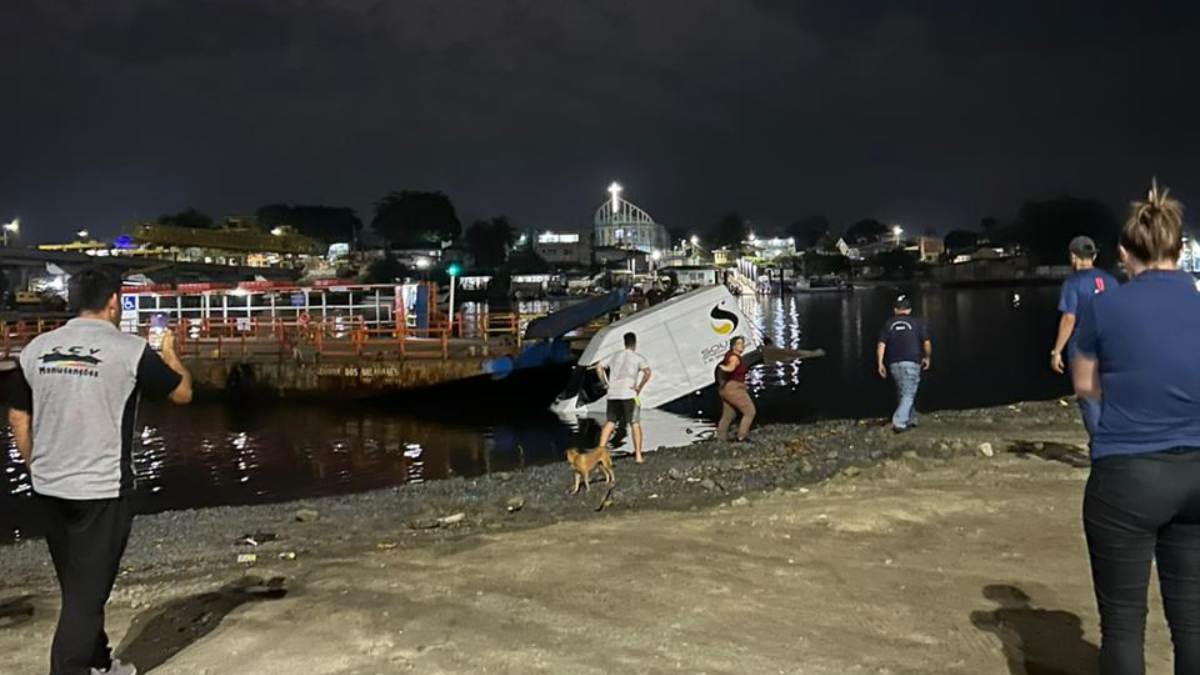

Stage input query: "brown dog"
[{"left": 566, "top": 446, "right": 615, "bottom": 494}]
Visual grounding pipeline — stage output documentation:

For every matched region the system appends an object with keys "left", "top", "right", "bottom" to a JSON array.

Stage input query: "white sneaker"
[{"left": 91, "top": 659, "right": 137, "bottom": 675}]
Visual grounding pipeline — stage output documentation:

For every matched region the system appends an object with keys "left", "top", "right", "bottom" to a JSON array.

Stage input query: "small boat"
[{"left": 792, "top": 275, "right": 852, "bottom": 293}]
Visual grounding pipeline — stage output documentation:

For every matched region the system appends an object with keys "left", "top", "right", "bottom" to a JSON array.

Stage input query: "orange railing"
[
  {"left": 1, "top": 313, "right": 529, "bottom": 362},
  {"left": 1, "top": 319, "right": 69, "bottom": 359}
]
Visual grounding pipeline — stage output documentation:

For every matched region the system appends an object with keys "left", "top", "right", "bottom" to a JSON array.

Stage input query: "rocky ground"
[{"left": 1, "top": 399, "right": 1169, "bottom": 674}]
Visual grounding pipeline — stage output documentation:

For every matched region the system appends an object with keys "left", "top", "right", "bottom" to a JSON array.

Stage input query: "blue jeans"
[
  {"left": 889, "top": 361, "right": 921, "bottom": 429},
  {"left": 1078, "top": 397, "right": 1101, "bottom": 438}
]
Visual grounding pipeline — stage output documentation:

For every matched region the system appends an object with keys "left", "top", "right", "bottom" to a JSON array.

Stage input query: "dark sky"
[{"left": 3, "top": 0, "right": 1198, "bottom": 244}]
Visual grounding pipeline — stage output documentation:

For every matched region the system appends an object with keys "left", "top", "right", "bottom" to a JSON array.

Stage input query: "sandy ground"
[{"left": 0, "top": 404, "right": 1176, "bottom": 674}]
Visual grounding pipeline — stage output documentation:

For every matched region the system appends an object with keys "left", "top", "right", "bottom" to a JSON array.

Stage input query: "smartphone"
[{"left": 148, "top": 314, "right": 168, "bottom": 351}]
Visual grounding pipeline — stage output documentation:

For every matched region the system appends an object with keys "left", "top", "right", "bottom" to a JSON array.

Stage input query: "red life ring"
[{"left": 298, "top": 312, "right": 312, "bottom": 326}]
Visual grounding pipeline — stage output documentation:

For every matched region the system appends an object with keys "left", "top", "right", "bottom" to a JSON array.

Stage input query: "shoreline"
[
  {"left": 2, "top": 396, "right": 1136, "bottom": 675},
  {"left": 0, "top": 398, "right": 1088, "bottom": 587}
]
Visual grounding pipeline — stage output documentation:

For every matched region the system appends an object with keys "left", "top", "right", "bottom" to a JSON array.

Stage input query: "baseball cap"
[
  {"left": 1068, "top": 236, "right": 1098, "bottom": 258},
  {"left": 893, "top": 293, "right": 912, "bottom": 310}
]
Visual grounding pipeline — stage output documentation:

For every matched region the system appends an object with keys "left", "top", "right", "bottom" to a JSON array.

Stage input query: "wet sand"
[{"left": 0, "top": 400, "right": 1172, "bottom": 673}]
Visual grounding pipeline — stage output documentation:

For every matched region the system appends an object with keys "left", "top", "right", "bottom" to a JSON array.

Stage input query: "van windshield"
[{"left": 557, "top": 365, "right": 608, "bottom": 406}]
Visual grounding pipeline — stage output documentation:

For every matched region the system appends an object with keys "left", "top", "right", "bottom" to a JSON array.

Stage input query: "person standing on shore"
[
  {"left": 6, "top": 266, "right": 193, "bottom": 675},
  {"left": 1050, "top": 235, "right": 1118, "bottom": 437},
  {"left": 594, "top": 331, "right": 651, "bottom": 463},
  {"left": 716, "top": 336, "right": 756, "bottom": 442},
  {"left": 876, "top": 294, "right": 931, "bottom": 433},
  {"left": 1072, "top": 181, "right": 1200, "bottom": 674}
]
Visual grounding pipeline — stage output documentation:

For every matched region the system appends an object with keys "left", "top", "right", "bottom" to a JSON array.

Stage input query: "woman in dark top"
[
  {"left": 716, "top": 336, "right": 755, "bottom": 442},
  {"left": 1073, "top": 180, "right": 1200, "bottom": 674}
]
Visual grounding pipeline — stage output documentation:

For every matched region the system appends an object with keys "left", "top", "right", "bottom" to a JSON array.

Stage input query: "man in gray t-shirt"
[{"left": 7, "top": 266, "right": 192, "bottom": 675}]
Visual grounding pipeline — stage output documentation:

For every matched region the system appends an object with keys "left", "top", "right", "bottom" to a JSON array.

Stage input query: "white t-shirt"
[{"left": 603, "top": 349, "right": 649, "bottom": 401}]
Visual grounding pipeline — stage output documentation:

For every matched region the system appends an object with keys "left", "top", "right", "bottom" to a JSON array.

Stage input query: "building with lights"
[
  {"left": 38, "top": 220, "right": 324, "bottom": 269},
  {"left": 745, "top": 236, "right": 797, "bottom": 260},
  {"left": 593, "top": 183, "right": 670, "bottom": 254},
  {"left": 533, "top": 231, "right": 591, "bottom": 266},
  {"left": 1180, "top": 234, "right": 1200, "bottom": 273}
]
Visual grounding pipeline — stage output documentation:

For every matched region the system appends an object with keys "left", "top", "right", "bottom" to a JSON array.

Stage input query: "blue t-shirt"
[
  {"left": 1058, "top": 267, "right": 1118, "bottom": 357},
  {"left": 879, "top": 314, "right": 929, "bottom": 365},
  {"left": 1076, "top": 269, "right": 1200, "bottom": 460}
]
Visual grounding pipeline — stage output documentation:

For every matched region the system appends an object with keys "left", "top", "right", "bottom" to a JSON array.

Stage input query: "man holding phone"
[{"left": 7, "top": 266, "right": 192, "bottom": 675}]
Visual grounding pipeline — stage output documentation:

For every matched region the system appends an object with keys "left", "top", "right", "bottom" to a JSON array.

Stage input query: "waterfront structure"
[
  {"left": 389, "top": 245, "right": 442, "bottom": 270},
  {"left": 667, "top": 266, "right": 720, "bottom": 288},
  {"left": 593, "top": 183, "right": 670, "bottom": 254},
  {"left": 746, "top": 236, "right": 797, "bottom": 260},
  {"left": 906, "top": 236, "right": 945, "bottom": 264},
  {"left": 663, "top": 239, "right": 712, "bottom": 268},
  {"left": 857, "top": 235, "right": 944, "bottom": 264},
  {"left": 39, "top": 220, "right": 323, "bottom": 268},
  {"left": 534, "top": 231, "right": 592, "bottom": 266}
]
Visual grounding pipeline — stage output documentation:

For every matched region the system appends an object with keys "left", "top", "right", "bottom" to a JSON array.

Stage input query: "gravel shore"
[
  {"left": 3, "top": 397, "right": 1128, "bottom": 675},
  {"left": 0, "top": 398, "right": 1088, "bottom": 586}
]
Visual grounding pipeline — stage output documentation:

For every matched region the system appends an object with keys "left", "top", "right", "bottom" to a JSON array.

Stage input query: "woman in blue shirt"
[{"left": 1073, "top": 180, "right": 1200, "bottom": 674}]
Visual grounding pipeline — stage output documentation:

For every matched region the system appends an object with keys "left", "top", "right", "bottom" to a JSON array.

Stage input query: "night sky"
[{"left": 3, "top": 1, "right": 1198, "bottom": 244}]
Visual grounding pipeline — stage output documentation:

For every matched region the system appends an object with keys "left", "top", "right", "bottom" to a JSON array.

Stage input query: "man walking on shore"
[
  {"left": 594, "top": 331, "right": 652, "bottom": 463},
  {"left": 876, "top": 294, "right": 932, "bottom": 433},
  {"left": 7, "top": 266, "right": 193, "bottom": 675},
  {"left": 1050, "top": 236, "right": 1117, "bottom": 437}
]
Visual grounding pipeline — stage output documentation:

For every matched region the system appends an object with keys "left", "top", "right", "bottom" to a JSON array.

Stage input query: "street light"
[
  {"left": 690, "top": 235, "right": 700, "bottom": 246},
  {"left": 270, "top": 227, "right": 285, "bottom": 236},
  {"left": 892, "top": 225, "right": 903, "bottom": 248},
  {"left": 2, "top": 218, "right": 18, "bottom": 247},
  {"left": 446, "top": 262, "right": 462, "bottom": 338},
  {"left": 77, "top": 229, "right": 90, "bottom": 239}
]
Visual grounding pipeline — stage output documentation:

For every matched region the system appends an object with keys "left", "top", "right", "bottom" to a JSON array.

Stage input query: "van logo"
[{"left": 709, "top": 305, "right": 738, "bottom": 335}]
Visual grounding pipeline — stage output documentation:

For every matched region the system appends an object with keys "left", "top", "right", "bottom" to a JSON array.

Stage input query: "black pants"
[
  {"left": 39, "top": 494, "right": 133, "bottom": 675},
  {"left": 1084, "top": 449, "right": 1200, "bottom": 675}
]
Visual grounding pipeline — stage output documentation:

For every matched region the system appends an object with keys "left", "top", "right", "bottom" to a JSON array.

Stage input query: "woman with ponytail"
[{"left": 1073, "top": 179, "right": 1200, "bottom": 674}]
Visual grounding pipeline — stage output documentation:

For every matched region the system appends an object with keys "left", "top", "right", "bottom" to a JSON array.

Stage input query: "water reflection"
[
  {"left": 0, "top": 397, "right": 710, "bottom": 541},
  {"left": 0, "top": 285, "right": 1070, "bottom": 541}
]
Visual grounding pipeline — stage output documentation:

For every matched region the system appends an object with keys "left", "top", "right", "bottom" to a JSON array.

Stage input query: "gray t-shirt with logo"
[{"left": 11, "top": 318, "right": 181, "bottom": 500}]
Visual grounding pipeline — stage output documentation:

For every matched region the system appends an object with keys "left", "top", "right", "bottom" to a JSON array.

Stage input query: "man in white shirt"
[{"left": 593, "top": 331, "right": 652, "bottom": 463}]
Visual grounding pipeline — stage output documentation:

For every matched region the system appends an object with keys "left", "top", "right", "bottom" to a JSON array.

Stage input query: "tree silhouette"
[
  {"left": 667, "top": 225, "right": 689, "bottom": 246},
  {"left": 787, "top": 215, "right": 830, "bottom": 249},
  {"left": 372, "top": 191, "right": 461, "bottom": 245},
  {"left": 361, "top": 252, "right": 409, "bottom": 284},
  {"left": 944, "top": 229, "right": 979, "bottom": 252},
  {"left": 256, "top": 204, "right": 362, "bottom": 246},
  {"left": 869, "top": 249, "right": 919, "bottom": 277},
  {"left": 714, "top": 212, "right": 748, "bottom": 248},
  {"left": 506, "top": 247, "right": 550, "bottom": 274},
  {"left": 1007, "top": 196, "right": 1119, "bottom": 266},
  {"left": 465, "top": 217, "right": 517, "bottom": 270},
  {"left": 156, "top": 208, "right": 214, "bottom": 229},
  {"left": 845, "top": 218, "right": 888, "bottom": 244}
]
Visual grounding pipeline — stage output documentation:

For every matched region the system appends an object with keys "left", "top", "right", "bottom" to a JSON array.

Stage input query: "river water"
[{"left": 1, "top": 285, "right": 1069, "bottom": 541}]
